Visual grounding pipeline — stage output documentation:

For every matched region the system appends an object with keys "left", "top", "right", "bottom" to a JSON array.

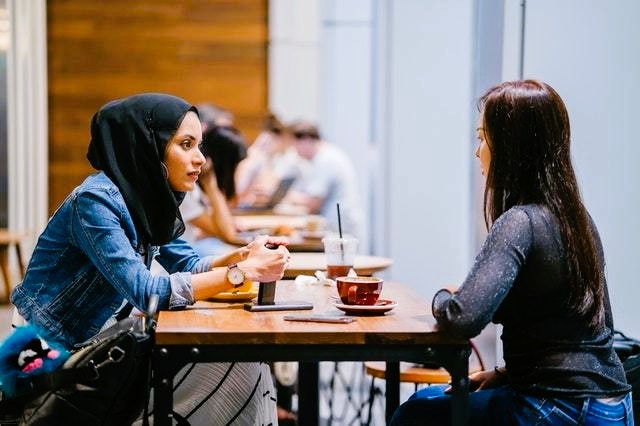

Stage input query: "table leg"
[
  {"left": 153, "top": 349, "right": 175, "bottom": 426},
  {"left": 385, "top": 361, "right": 400, "bottom": 423},
  {"left": 448, "top": 350, "right": 470, "bottom": 426},
  {"left": 298, "top": 362, "right": 319, "bottom": 426}
]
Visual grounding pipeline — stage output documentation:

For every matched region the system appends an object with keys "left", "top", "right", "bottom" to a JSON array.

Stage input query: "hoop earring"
[{"left": 160, "top": 162, "right": 169, "bottom": 180}]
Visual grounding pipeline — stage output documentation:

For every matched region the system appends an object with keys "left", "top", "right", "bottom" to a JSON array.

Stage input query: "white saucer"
[{"left": 332, "top": 299, "right": 398, "bottom": 315}]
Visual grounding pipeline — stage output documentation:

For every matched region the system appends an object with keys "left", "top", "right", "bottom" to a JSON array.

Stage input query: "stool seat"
[
  {"left": 364, "top": 361, "right": 481, "bottom": 385},
  {"left": 0, "top": 230, "right": 27, "bottom": 302}
]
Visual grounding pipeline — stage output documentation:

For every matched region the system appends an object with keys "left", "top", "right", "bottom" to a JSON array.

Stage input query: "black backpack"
[{"left": 613, "top": 330, "right": 640, "bottom": 421}]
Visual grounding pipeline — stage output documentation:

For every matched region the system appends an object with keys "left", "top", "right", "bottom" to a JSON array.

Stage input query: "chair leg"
[
  {"left": 0, "top": 247, "right": 11, "bottom": 302},
  {"left": 14, "top": 243, "right": 25, "bottom": 280}
]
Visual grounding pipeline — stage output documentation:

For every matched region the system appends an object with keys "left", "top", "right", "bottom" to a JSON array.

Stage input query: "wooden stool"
[
  {"left": 0, "top": 230, "right": 27, "bottom": 302},
  {"left": 362, "top": 342, "right": 484, "bottom": 423}
]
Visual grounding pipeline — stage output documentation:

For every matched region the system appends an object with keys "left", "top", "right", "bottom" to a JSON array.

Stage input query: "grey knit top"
[{"left": 432, "top": 204, "right": 630, "bottom": 398}]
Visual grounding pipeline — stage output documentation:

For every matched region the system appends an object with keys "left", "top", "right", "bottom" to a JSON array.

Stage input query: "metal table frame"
[{"left": 152, "top": 342, "right": 470, "bottom": 425}]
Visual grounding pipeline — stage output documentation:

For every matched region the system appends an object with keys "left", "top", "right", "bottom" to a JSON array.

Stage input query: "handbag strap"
[{"left": 14, "top": 363, "right": 99, "bottom": 396}]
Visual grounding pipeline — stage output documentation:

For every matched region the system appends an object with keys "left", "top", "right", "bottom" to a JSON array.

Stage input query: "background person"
[
  {"left": 277, "top": 120, "right": 363, "bottom": 240},
  {"left": 235, "top": 112, "right": 301, "bottom": 208},
  {"left": 391, "top": 80, "right": 633, "bottom": 425},
  {"left": 179, "top": 125, "right": 247, "bottom": 257},
  {"left": 11, "top": 93, "right": 290, "bottom": 425},
  {"left": 195, "top": 102, "right": 234, "bottom": 133}
]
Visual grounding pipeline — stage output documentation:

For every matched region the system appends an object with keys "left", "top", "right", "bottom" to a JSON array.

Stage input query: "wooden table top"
[
  {"left": 284, "top": 252, "right": 393, "bottom": 278},
  {"left": 155, "top": 280, "right": 462, "bottom": 346}
]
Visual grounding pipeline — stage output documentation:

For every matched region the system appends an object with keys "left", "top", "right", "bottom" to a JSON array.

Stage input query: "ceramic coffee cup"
[{"left": 336, "top": 276, "right": 383, "bottom": 305}]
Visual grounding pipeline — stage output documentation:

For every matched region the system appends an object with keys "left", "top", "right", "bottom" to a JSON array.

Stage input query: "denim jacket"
[{"left": 11, "top": 172, "right": 212, "bottom": 348}]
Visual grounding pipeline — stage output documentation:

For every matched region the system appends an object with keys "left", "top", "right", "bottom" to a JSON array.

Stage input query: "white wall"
[
  {"left": 270, "top": 0, "right": 375, "bottom": 251},
  {"left": 268, "top": 0, "right": 321, "bottom": 123},
  {"left": 381, "top": 0, "right": 475, "bottom": 296},
  {"left": 502, "top": 0, "right": 640, "bottom": 335}
]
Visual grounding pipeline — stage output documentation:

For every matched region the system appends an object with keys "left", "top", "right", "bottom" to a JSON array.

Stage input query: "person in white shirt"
[
  {"left": 235, "top": 113, "right": 301, "bottom": 207},
  {"left": 279, "top": 121, "right": 363, "bottom": 240}
]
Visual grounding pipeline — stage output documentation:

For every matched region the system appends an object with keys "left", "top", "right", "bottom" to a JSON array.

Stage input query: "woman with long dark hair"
[{"left": 391, "top": 80, "right": 633, "bottom": 425}]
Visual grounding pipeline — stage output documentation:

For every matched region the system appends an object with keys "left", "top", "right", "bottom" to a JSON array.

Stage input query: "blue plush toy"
[{"left": 0, "top": 325, "right": 70, "bottom": 397}]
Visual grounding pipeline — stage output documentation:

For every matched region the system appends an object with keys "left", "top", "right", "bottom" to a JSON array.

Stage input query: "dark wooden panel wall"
[{"left": 47, "top": 0, "right": 268, "bottom": 213}]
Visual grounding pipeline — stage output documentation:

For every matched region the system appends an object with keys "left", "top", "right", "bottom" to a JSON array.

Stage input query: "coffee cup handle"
[{"left": 347, "top": 286, "right": 358, "bottom": 304}]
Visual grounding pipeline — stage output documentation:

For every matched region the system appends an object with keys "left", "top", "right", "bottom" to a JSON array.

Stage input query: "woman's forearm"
[{"left": 191, "top": 267, "right": 235, "bottom": 300}]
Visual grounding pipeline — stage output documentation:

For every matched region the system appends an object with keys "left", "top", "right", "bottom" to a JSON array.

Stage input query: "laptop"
[{"left": 234, "top": 176, "right": 296, "bottom": 213}]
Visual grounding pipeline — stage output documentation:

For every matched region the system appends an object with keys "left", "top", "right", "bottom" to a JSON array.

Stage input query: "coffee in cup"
[{"left": 336, "top": 276, "right": 383, "bottom": 306}]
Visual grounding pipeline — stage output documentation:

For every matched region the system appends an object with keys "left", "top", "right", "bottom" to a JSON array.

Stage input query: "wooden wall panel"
[{"left": 47, "top": 0, "right": 268, "bottom": 213}]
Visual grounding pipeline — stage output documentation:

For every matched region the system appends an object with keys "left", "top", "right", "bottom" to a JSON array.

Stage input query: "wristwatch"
[{"left": 226, "top": 264, "right": 246, "bottom": 288}]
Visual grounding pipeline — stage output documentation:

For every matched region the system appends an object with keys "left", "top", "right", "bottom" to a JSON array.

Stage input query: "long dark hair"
[
  {"left": 200, "top": 126, "right": 247, "bottom": 199},
  {"left": 479, "top": 80, "right": 603, "bottom": 330}
]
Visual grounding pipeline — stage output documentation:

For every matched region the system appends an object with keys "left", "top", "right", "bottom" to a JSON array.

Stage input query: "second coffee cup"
[{"left": 336, "top": 276, "right": 383, "bottom": 305}]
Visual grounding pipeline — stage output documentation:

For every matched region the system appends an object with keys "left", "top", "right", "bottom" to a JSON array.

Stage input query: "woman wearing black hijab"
[{"left": 12, "top": 93, "right": 288, "bottom": 424}]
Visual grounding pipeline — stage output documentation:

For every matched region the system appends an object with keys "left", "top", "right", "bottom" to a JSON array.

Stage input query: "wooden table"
[
  {"left": 153, "top": 281, "right": 471, "bottom": 425},
  {"left": 284, "top": 252, "right": 393, "bottom": 278},
  {"left": 0, "top": 230, "right": 26, "bottom": 302}
]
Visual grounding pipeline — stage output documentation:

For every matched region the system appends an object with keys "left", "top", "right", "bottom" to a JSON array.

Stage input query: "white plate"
[
  {"left": 209, "top": 290, "right": 258, "bottom": 302},
  {"left": 332, "top": 299, "right": 398, "bottom": 315}
]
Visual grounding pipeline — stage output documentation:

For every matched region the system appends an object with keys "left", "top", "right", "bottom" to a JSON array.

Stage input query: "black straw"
[{"left": 337, "top": 203, "right": 344, "bottom": 262}]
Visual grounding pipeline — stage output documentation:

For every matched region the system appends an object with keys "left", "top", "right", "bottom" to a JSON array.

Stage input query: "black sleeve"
[{"left": 432, "top": 207, "right": 533, "bottom": 338}]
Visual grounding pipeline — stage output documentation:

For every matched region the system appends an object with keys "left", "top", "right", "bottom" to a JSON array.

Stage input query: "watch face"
[{"left": 227, "top": 266, "right": 245, "bottom": 286}]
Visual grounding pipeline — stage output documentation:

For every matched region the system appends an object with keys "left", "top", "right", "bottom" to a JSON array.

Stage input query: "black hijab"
[{"left": 87, "top": 93, "right": 197, "bottom": 245}]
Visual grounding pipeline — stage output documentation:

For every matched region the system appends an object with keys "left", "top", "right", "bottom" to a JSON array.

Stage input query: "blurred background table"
[
  {"left": 234, "top": 214, "right": 311, "bottom": 231},
  {"left": 232, "top": 214, "right": 326, "bottom": 252},
  {"left": 284, "top": 252, "right": 393, "bottom": 279}
]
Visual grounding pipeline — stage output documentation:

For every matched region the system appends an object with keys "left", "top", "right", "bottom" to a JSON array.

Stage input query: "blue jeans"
[{"left": 390, "top": 385, "right": 634, "bottom": 425}]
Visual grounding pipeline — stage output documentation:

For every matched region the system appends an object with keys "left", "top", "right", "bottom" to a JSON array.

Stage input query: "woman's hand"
[
  {"left": 198, "top": 159, "right": 218, "bottom": 192},
  {"left": 444, "top": 368, "right": 507, "bottom": 394},
  {"left": 237, "top": 235, "right": 290, "bottom": 282},
  {"left": 469, "top": 368, "right": 507, "bottom": 391}
]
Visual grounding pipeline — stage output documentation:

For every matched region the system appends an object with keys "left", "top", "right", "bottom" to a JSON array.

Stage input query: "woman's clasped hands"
[
  {"left": 237, "top": 235, "right": 291, "bottom": 283},
  {"left": 445, "top": 367, "right": 507, "bottom": 394}
]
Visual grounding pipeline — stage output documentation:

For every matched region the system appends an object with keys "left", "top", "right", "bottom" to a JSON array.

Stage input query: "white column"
[
  {"left": 7, "top": 0, "right": 48, "bottom": 255},
  {"left": 268, "top": 0, "right": 321, "bottom": 122},
  {"left": 319, "top": 0, "right": 374, "bottom": 252}
]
